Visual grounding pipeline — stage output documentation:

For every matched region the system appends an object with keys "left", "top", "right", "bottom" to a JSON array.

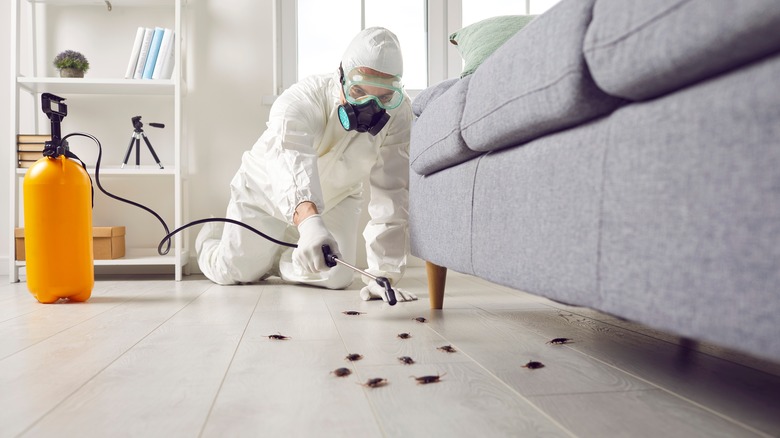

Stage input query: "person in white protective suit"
[{"left": 196, "top": 27, "right": 417, "bottom": 302}]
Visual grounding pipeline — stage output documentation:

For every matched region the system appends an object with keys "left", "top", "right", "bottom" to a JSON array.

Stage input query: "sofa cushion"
[
  {"left": 583, "top": 0, "right": 780, "bottom": 101},
  {"left": 411, "top": 78, "right": 458, "bottom": 117},
  {"left": 410, "top": 76, "right": 482, "bottom": 175},
  {"left": 461, "top": 0, "right": 623, "bottom": 153},
  {"left": 449, "top": 15, "right": 537, "bottom": 78}
]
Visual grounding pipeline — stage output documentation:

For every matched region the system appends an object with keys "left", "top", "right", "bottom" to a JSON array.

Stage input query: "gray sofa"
[{"left": 409, "top": 0, "right": 780, "bottom": 363}]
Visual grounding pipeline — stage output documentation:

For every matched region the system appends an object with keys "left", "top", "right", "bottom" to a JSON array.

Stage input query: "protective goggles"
[{"left": 341, "top": 67, "right": 404, "bottom": 110}]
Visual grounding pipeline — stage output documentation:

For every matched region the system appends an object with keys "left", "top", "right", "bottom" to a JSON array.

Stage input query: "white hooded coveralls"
[{"left": 197, "top": 27, "right": 412, "bottom": 289}]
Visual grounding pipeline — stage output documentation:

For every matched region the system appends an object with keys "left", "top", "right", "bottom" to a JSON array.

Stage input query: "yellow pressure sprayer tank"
[{"left": 22, "top": 93, "right": 94, "bottom": 303}]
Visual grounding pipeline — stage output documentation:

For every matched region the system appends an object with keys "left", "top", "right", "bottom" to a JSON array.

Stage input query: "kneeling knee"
[{"left": 322, "top": 265, "right": 354, "bottom": 290}]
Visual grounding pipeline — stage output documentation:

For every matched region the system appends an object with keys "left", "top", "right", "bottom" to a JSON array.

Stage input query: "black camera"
[{"left": 132, "top": 115, "right": 164, "bottom": 131}]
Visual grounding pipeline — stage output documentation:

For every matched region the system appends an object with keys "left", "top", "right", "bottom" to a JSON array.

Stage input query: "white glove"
[
  {"left": 293, "top": 214, "right": 340, "bottom": 273},
  {"left": 360, "top": 281, "right": 418, "bottom": 302}
]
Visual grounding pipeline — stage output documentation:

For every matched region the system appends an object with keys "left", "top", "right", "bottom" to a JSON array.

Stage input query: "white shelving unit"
[{"left": 8, "top": 0, "right": 187, "bottom": 282}]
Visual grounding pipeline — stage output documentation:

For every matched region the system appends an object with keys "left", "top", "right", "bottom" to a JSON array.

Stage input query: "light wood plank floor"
[{"left": 1, "top": 268, "right": 779, "bottom": 437}]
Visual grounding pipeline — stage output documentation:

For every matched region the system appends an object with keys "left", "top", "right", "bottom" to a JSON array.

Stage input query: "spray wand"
[{"left": 321, "top": 245, "right": 397, "bottom": 305}]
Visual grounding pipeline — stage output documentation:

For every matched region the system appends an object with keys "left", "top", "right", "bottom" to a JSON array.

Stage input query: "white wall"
[
  {"left": 1, "top": 0, "right": 405, "bottom": 277},
  {"left": 183, "top": 0, "right": 277, "bottom": 269},
  {"left": 1, "top": 0, "right": 11, "bottom": 275}
]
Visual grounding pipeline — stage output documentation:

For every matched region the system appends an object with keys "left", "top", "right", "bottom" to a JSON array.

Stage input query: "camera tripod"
[{"left": 122, "top": 116, "right": 164, "bottom": 169}]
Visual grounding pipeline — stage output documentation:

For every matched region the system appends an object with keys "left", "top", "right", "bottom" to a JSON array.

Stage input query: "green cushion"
[{"left": 449, "top": 15, "right": 537, "bottom": 77}]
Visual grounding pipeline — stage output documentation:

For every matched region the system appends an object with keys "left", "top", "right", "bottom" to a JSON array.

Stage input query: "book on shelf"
[
  {"left": 152, "top": 28, "right": 174, "bottom": 79},
  {"left": 18, "top": 151, "right": 44, "bottom": 161},
  {"left": 17, "top": 135, "right": 48, "bottom": 167},
  {"left": 159, "top": 31, "right": 176, "bottom": 80},
  {"left": 133, "top": 27, "right": 155, "bottom": 79},
  {"left": 18, "top": 160, "right": 39, "bottom": 169},
  {"left": 125, "top": 27, "right": 146, "bottom": 79},
  {"left": 142, "top": 27, "right": 166, "bottom": 79},
  {"left": 127, "top": 27, "right": 175, "bottom": 80},
  {"left": 17, "top": 143, "right": 45, "bottom": 152},
  {"left": 17, "top": 134, "right": 51, "bottom": 144}
]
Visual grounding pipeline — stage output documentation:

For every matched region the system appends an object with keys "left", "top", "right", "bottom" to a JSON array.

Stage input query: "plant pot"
[{"left": 59, "top": 68, "right": 84, "bottom": 78}]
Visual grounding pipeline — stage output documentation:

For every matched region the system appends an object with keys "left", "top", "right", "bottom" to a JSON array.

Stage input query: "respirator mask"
[{"left": 338, "top": 66, "right": 404, "bottom": 136}]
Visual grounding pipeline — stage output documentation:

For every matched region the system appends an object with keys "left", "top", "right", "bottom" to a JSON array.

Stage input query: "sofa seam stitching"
[
  {"left": 582, "top": 0, "right": 694, "bottom": 53},
  {"left": 461, "top": 65, "right": 582, "bottom": 132},
  {"left": 595, "top": 127, "right": 611, "bottom": 305},
  {"left": 469, "top": 153, "right": 486, "bottom": 275},
  {"left": 409, "top": 127, "right": 462, "bottom": 166}
]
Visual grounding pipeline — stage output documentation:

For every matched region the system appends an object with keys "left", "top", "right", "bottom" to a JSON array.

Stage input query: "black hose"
[{"left": 63, "top": 132, "right": 298, "bottom": 256}]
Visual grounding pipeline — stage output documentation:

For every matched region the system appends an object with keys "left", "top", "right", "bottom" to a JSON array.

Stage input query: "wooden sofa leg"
[{"left": 426, "top": 261, "right": 447, "bottom": 309}]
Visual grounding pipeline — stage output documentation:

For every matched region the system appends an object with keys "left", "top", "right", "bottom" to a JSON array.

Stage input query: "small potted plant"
[{"left": 53, "top": 50, "right": 90, "bottom": 78}]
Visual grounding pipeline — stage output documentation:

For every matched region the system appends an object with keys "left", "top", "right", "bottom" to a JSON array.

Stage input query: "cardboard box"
[
  {"left": 14, "top": 228, "right": 25, "bottom": 261},
  {"left": 14, "top": 226, "right": 126, "bottom": 261},
  {"left": 93, "top": 226, "right": 126, "bottom": 260}
]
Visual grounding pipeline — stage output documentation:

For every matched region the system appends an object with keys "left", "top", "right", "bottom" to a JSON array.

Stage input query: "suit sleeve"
[{"left": 262, "top": 80, "right": 327, "bottom": 223}]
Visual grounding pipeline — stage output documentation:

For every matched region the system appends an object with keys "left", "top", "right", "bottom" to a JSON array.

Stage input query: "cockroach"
[
  {"left": 342, "top": 310, "right": 365, "bottom": 316},
  {"left": 547, "top": 338, "right": 572, "bottom": 345},
  {"left": 412, "top": 373, "right": 446, "bottom": 384},
  {"left": 437, "top": 345, "right": 457, "bottom": 353},
  {"left": 397, "top": 332, "right": 412, "bottom": 339},
  {"left": 414, "top": 317, "right": 427, "bottom": 323},
  {"left": 398, "top": 356, "right": 415, "bottom": 365},
  {"left": 345, "top": 353, "right": 364, "bottom": 361},
  {"left": 331, "top": 367, "right": 352, "bottom": 377},
  {"left": 267, "top": 332, "right": 291, "bottom": 340},
  {"left": 523, "top": 360, "right": 545, "bottom": 369},
  {"left": 361, "top": 378, "right": 388, "bottom": 388}
]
